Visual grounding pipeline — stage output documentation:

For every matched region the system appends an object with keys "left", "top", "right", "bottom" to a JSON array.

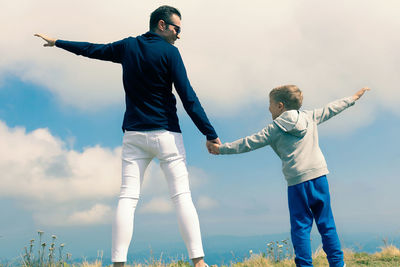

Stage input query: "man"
[{"left": 35, "top": 5, "right": 219, "bottom": 267}]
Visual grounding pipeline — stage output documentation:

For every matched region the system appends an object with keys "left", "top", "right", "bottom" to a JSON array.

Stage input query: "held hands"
[
  {"left": 353, "top": 87, "right": 370, "bottom": 101},
  {"left": 208, "top": 143, "right": 220, "bottom": 155},
  {"left": 34, "top": 33, "right": 56, "bottom": 47},
  {"left": 206, "top": 138, "right": 221, "bottom": 155}
]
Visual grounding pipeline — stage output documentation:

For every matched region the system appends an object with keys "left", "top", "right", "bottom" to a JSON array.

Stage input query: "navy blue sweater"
[{"left": 55, "top": 31, "right": 218, "bottom": 140}]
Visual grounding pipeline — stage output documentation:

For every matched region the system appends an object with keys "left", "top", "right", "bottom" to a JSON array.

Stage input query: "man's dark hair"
[{"left": 150, "top": 5, "right": 181, "bottom": 32}]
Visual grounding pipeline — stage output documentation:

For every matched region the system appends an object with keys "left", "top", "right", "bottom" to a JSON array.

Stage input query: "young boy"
[{"left": 208, "top": 85, "right": 370, "bottom": 267}]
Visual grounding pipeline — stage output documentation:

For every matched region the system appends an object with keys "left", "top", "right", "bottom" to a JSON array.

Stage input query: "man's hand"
[
  {"left": 206, "top": 137, "right": 221, "bottom": 154},
  {"left": 353, "top": 87, "right": 370, "bottom": 101},
  {"left": 34, "top": 33, "right": 56, "bottom": 47},
  {"left": 208, "top": 143, "right": 220, "bottom": 155}
]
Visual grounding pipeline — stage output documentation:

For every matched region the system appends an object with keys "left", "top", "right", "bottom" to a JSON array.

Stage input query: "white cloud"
[
  {"left": 1, "top": 0, "right": 398, "bottom": 122},
  {"left": 140, "top": 161, "right": 209, "bottom": 196},
  {"left": 67, "top": 204, "right": 112, "bottom": 225},
  {"left": 0, "top": 121, "right": 214, "bottom": 224},
  {"left": 140, "top": 162, "right": 169, "bottom": 196},
  {"left": 0, "top": 120, "right": 121, "bottom": 225},
  {"left": 140, "top": 197, "right": 173, "bottom": 214},
  {"left": 136, "top": 162, "right": 213, "bottom": 214},
  {"left": 196, "top": 196, "right": 218, "bottom": 210},
  {"left": 138, "top": 194, "right": 218, "bottom": 214},
  {"left": 0, "top": 122, "right": 121, "bottom": 203},
  {"left": 31, "top": 204, "right": 112, "bottom": 226}
]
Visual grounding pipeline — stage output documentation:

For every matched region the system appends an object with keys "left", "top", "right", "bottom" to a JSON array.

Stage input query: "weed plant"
[
  {"left": 265, "top": 239, "right": 293, "bottom": 262},
  {"left": 20, "top": 230, "right": 71, "bottom": 267}
]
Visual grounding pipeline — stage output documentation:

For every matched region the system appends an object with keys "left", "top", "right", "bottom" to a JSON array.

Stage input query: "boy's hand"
[
  {"left": 208, "top": 143, "right": 220, "bottom": 155},
  {"left": 34, "top": 33, "right": 56, "bottom": 47},
  {"left": 353, "top": 87, "right": 370, "bottom": 101}
]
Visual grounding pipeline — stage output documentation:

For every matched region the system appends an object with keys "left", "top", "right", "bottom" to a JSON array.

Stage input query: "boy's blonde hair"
[{"left": 269, "top": 85, "right": 303, "bottom": 110}]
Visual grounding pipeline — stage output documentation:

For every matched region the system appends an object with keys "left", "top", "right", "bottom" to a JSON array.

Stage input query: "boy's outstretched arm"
[
  {"left": 313, "top": 87, "right": 371, "bottom": 125},
  {"left": 215, "top": 124, "right": 275, "bottom": 155},
  {"left": 353, "top": 87, "right": 370, "bottom": 101}
]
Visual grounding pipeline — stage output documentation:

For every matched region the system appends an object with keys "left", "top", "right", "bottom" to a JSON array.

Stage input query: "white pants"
[{"left": 111, "top": 130, "right": 205, "bottom": 262}]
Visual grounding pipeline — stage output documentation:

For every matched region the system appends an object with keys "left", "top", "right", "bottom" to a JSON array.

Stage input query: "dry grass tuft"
[
  {"left": 311, "top": 246, "right": 326, "bottom": 259},
  {"left": 81, "top": 259, "right": 103, "bottom": 267},
  {"left": 376, "top": 245, "right": 400, "bottom": 257},
  {"left": 230, "top": 254, "right": 295, "bottom": 267}
]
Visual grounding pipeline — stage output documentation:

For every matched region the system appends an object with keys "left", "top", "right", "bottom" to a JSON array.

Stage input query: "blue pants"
[{"left": 288, "top": 176, "right": 344, "bottom": 267}]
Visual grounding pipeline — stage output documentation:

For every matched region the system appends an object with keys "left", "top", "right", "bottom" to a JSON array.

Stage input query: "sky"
[{"left": 1, "top": 0, "right": 400, "bottom": 263}]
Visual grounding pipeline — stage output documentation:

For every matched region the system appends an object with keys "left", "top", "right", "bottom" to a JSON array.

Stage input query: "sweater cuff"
[
  {"left": 344, "top": 96, "right": 356, "bottom": 105},
  {"left": 218, "top": 144, "right": 229, "bottom": 154},
  {"left": 55, "top": 39, "right": 62, "bottom": 47},
  {"left": 206, "top": 133, "right": 218, "bottom": 141}
]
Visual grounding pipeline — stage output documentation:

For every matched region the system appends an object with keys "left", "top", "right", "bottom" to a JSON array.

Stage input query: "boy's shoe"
[
  {"left": 343, "top": 264, "right": 346, "bottom": 267},
  {"left": 205, "top": 264, "right": 209, "bottom": 267}
]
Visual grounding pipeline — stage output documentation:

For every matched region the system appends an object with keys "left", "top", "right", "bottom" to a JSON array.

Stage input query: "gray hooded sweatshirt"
[{"left": 219, "top": 97, "right": 355, "bottom": 186}]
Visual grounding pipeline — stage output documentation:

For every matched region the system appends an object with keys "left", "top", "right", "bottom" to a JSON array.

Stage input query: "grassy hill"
[
  {"left": 230, "top": 245, "right": 400, "bottom": 267},
  {"left": 52, "top": 245, "right": 400, "bottom": 266},
  {"left": 5, "top": 232, "right": 400, "bottom": 267}
]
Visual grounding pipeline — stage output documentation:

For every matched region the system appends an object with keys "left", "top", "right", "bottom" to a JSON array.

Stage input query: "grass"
[
  {"left": 66, "top": 245, "right": 400, "bottom": 267},
  {"left": 229, "top": 245, "right": 400, "bottom": 267},
  {"left": 3, "top": 231, "right": 400, "bottom": 267}
]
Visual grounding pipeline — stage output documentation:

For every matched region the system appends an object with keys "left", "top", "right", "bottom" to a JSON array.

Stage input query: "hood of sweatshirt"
[{"left": 273, "top": 110, "right": 308, "bottom": 137}]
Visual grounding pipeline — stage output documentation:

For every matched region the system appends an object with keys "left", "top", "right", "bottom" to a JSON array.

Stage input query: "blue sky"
[{"left": 1, "top": 0, "right": 400, "bottom": 262}]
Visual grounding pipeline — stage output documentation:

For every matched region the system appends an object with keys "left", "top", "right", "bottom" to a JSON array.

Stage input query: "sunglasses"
[{"left": 165, "top": 21, "right": 181, "bottom": 34}]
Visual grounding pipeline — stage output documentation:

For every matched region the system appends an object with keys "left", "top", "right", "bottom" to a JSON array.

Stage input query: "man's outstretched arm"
[
  {"left": 34, "top": 33, "right": 125, "bottom": 63},
  {"left": 34, "top": 33, "right": 56, "bottom": 47}
]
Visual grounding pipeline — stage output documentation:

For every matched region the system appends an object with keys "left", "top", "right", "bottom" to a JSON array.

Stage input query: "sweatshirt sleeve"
[
  {"left": 170, "top": 47, "right": 218, "bottom": 140},
  {"left": 55, "top": 38, "right": 127, "bottom": 63},
  {"left": 219, "top": 124, "right": 275, "bottom": 154},
  {"left": 312, "top": 96, "right": 356, "bottom": 125}
]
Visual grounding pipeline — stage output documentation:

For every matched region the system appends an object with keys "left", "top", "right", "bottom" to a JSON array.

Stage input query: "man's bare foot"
[{"left": 192, "top": 257, "right": 206, "bottom": 267}]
